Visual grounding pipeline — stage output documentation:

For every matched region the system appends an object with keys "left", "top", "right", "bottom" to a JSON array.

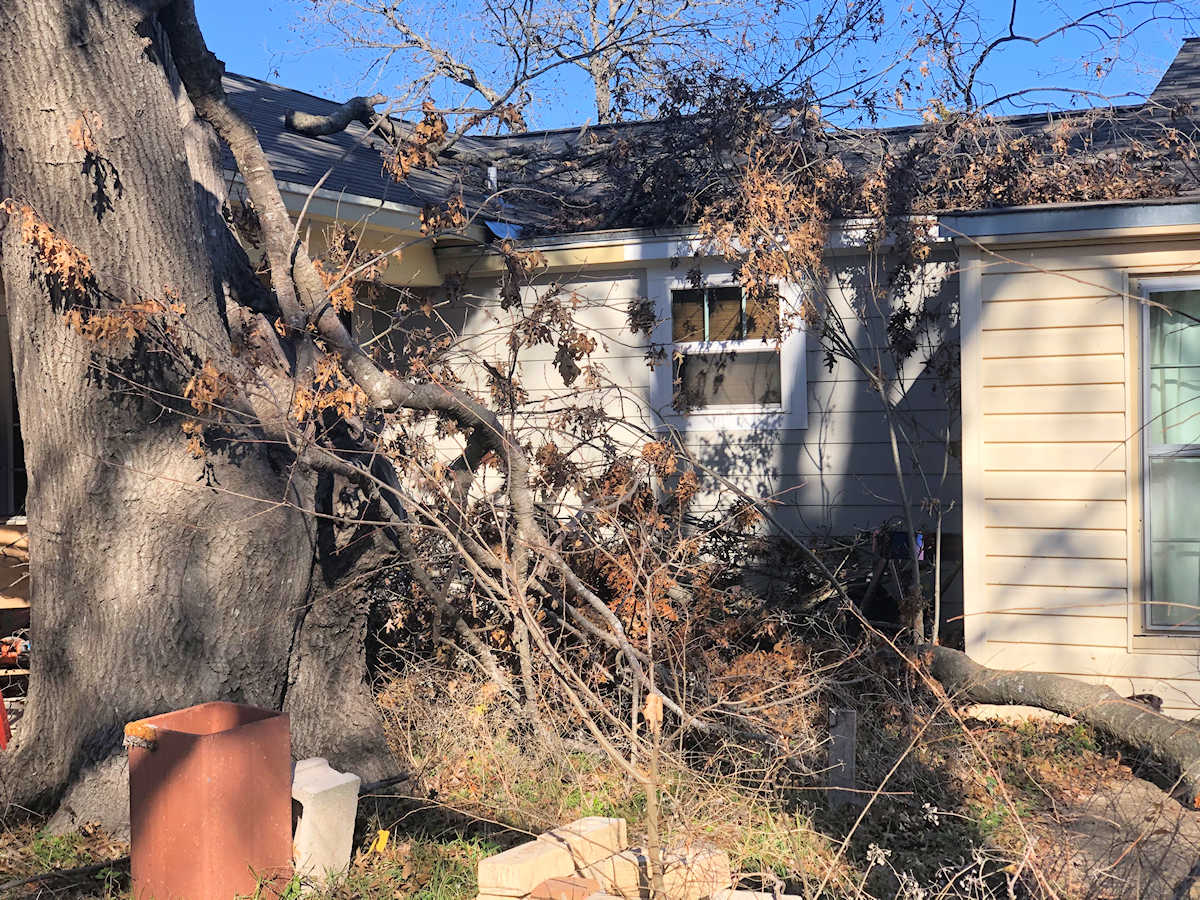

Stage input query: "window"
[
  {"left": 670, "top": 285, "right": 782, "bottom": 410},
  {"left": 1143, "top": 283, "right": 1200, "bottom": 628}
]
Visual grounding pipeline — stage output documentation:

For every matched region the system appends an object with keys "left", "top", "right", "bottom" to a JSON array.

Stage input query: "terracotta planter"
[{"left": 126, "top": 701, "right": 292, "bottom": 900}]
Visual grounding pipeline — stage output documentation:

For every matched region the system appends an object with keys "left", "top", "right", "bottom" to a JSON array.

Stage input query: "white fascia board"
[
  {"left": 439, "top": 215, "right": 944, "bottom": 265},
  {"left": 940, "top": 200, "right": 1200, "bottom": 245},
  {"left": 223, "top": 170, "right": 488, "bottom": 242}
]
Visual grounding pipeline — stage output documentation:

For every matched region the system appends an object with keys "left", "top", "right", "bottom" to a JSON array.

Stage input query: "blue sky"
[{"left": 195, "top": 0, "right": 1196, "bottom": 130}]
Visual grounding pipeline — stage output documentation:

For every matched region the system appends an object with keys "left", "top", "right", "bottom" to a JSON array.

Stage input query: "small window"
[
  {"left": 1144, "top": 287, "right": 1200, "bottom": 628},
  {"left": 670, "top": 285, "right": 781, "bottom": 411}
]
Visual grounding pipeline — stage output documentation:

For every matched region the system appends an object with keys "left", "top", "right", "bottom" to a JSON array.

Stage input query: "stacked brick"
[{"left": 475, "top": 817, "right": 799, "bottom": 900}]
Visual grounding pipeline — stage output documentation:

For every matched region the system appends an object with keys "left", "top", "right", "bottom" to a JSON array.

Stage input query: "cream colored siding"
[{"left": 961, "top": 230, "right": 1200, "bottom": 716}]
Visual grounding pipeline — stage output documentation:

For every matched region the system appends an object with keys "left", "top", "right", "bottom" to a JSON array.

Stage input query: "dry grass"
[
  {"left": 0, "top": 660, "right": 1183, "bottom": 900},
  {"left": 0, "top": 821, "right": 128, "bottom": 898},
  {"left": 374, "top": 667, "right": 858, "bottom": 894},
  {"left": 369, "top": 660, "right": 1180, "bottom": 900}
]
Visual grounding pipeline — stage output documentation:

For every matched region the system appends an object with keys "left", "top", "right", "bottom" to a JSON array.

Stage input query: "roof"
[
  {"left": 222, "top": 73, "right": 452, "bottom": 212},
  {"left": 222, "top": 39, "right": 1200, "bottom": 235},
  {"left": 1152, "top": 37, "right": 1200, "bottom": 101}
]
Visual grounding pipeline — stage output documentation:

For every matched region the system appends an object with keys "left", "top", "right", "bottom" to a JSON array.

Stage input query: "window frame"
[
  {"left": 671, "top": 284, "right": 785, "bottom": 414},
  {"left": 650, "top": 265, "right": 807, "bottom": 433},
  {"left": 1138, "top": 275, "right": 1200, "bottom": 632}
]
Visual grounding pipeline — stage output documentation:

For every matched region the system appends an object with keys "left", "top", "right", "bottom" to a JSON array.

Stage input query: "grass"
[
  {"left": 0, "top": 672, "right": 1148, "bottom": 899},
  {"left": 281, "top": 831, "right": 499, "bottom": 900},
  {"left": 0, "top": 823, "right": 496, "bottom": 900},
  {"left": 0, "top": 822, "right": 129, "bottom": 898}
]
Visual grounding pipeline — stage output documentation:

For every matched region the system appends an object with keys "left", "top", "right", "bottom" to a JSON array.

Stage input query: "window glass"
[
  {"left": 671, "top": 289, "right": 704, "bottom": 343},
  {"left": 677, "top": 351, "right": 782, "bottom": 408},
  {"left": 670, "top": 284, "right": 783, "bottom": 411},
  {"left": 1146, "top": 288, "right": 1200, "bottom": 628},
  {"left": 743, "top": 287, "right": 778, "bottom": 341},
  {"left": 1149, "top": 457, "right": 1200, "bottom": 626},
  {"left": 1149, "top": 290, "right": 1200, "bottom": 446},
  {"left": 706, "top": 287, "right": 743, "bottom": 341}
]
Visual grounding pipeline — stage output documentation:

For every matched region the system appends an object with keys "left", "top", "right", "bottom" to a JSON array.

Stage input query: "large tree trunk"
[{"left": 0, "top": 0, "right": 390, "bottom": 833}]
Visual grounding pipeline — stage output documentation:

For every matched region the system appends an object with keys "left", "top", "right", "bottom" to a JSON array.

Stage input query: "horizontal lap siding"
[
  {"left": 455, "top": 262, "right": 961, "bottom": 539},
  {"left": 972, "top": 258, "right": 1131, "bottom": 672},
  {"left": 966, "top": 239, "right": 1200, "bottom": 715},
  {"left": 979, "top": 584, "right": 1128, "bottom": 618}
]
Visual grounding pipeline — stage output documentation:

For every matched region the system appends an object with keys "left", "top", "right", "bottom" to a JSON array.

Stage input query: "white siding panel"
[
  {"left": 984, "top": 555, "right": 1126, "bottom": 589},
  {"left": 979, "top": 268, "right": 1123, "bottom": 301},
  {"left": 983, "top": 470, "right": 1127, "bottom": 501},
  {"left": 982, "top": 383, "right": 1124, "bottom": 414},
  {"left": 980, "top": 243, "right": 1200, "bottom": 275},
  {"left": 982, "top": 413, "right": 1127, "bottom": 443},
  {"left": 981, "top": 325, "right": 1124, "bottom": 358},
  {"left": 970, "top": 644, "right": 1200, "bottom": 683},
  {"left": 982, "top": 442, "right": 1125, "bottom": 471},
  {"left": 980, "top": 296, "right": 1124, "bottom": 330},
  {"left": 984, "top": 499, "right": 1126, "bottom": 530},
  {"left": 983, "top": 528, "right": 1127, "bottom": 559},
  {"left": 980, "top": 584, "right": 1129, "bottom": 618},
  {"left": 975, "top": 613, "right": 1127, "bottom": 647},
  {"left": 982, "top": 354, "right": 1125, "bottom": 387}
]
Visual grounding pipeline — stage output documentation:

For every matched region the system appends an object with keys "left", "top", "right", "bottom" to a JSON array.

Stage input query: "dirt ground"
[{"left": 1032, "top": 774, "right": 1200, "bottom": 899}]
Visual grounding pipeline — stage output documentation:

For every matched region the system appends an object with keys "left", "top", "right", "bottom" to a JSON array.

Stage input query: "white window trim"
[
  {"left": 1138, "top": 275, "right": 1200, "bottom": 633},
  {"left": 648, "top": 263, "right": 808, "bottom": 433}
]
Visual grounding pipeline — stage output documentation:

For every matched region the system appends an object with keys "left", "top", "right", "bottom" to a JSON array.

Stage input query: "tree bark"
[
  {"left": 0, "top": 0, "right": 389, "bottom": 831},
  {"left": 926, "top": 645, "right": 1200, "bottom": 807}
]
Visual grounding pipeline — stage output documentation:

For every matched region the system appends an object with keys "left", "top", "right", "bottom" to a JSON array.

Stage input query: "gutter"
[
  {"left": 940, "top": 197, "right": 1200, "bottom": 243},
  {"left": 436, "top": 216, "right": 948, "bottom": 268}
]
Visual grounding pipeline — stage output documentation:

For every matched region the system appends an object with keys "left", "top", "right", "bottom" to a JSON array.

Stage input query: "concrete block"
[
  {"left": 291, "top": 757, "right": 361, "bottom": 887},
  {"left": 582, "top": 848, "right": 647, "bottom": 899},
  {"left": 662, "top": 847, "right": 731, "bottom": 900},
  {"left": 475, "top": 886, "right": 527, "bottom": 899},
  {"left": 543, "top": 817, "right": 628, "bottom": 869},
  {"left": 531, "top": 875, "right": 602, "bottom": 900},
  {"left": 478, "top": 838, "right": 577, "bottom": 894}
]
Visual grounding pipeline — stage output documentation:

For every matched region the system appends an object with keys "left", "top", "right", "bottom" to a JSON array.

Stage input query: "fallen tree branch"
[
  {"left": 285, "top": 94, "right": 388, "bottom": 136},
  {"left": 925, "top": 644, "right": 1200, "bottom": 806}
]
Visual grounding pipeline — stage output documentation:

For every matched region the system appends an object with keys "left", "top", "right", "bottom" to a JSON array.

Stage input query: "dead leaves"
[
  {"left": 62, "top": 297, "right": 180, "bottom": 347},
  {"left": 2, "top": 200, "right": 94, "bottom": 296},
  {"left": 384, "top": 100, "right": 449, "bottom": 180},
  {"left": 181, "top": 360, "right": 236, "bottom": 457},
  {"left": 291, "top": 355, "right": 369, "bottom": 423},
  {"left": 419, "top": 195, "right": 467, "bottom": 237}
]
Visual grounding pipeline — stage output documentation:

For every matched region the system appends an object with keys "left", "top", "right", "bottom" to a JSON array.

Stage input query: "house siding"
[
  {"left": 961, "top": 233, "right": 1200, "bottom": 717},
  {"left": 432, "top": 253, "right": 960, "bottom": 538}
]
